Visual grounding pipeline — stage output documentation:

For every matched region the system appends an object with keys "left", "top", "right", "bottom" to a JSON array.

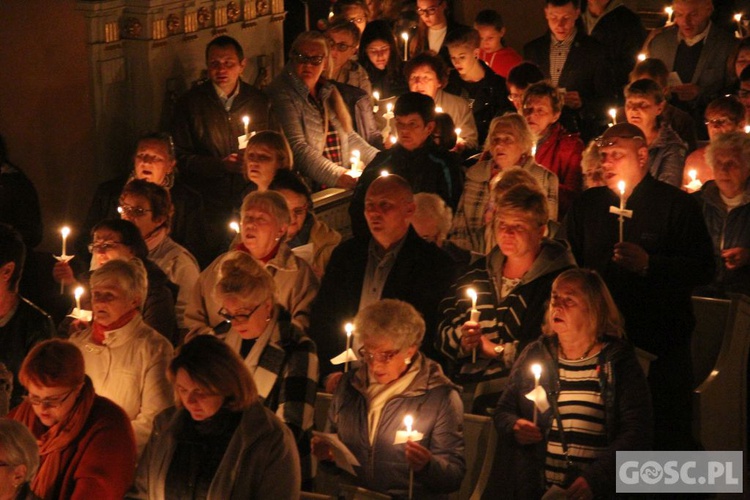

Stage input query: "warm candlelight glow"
[
  {"left": 688, "top": 169, "right": 697, "bottom": 182},
  {"left": 664, "top": 6, "right": 673, "bottom": 16},
  {"left": 435, "top": 106, "right": 443, "bottom": 113},
  {"left": 466, "top": 288, "right": 477, "bottom": 310},
  {"left": 745, "top": 125, "right": 750, "bottom": 134},
  {"left": 608, "top": 108, "right": 617, "bottom": 120},
  {"left": 386, "top": 102, "right": 393, "bottom": 113},
  {"left": 637, "top": 53, "right": 647, "bottom": 61},
  {"left": 345, "top": 322, "right": 354, "bottom": 337},
  {"left": 618, "top": 180, "right": 626, "bottom": 196},
  {"left": 229, "top": 221, "right": 240, "bottom": 234},
  {"left": 373, "top": 91, "right": 380, "bottom": 101},
  {"left": 401, "top": 32, "right": 409, "bottom": 42},
  {"left": 380, "top": 170, "right": 390, "bottom": 177},
  {"left": 389, "top": 135, "right": 397, "bottom": 145},
  {"left": 454, "top": 127, "right": 462, "bottom": 138},
  {"left": 74, "top": 286, "right": 84, "bottom": 311},
  {"left": 401, "top": 32, "right": 409, "bottom": 61},
  {"left": 61, "top": 226, "right": 70, "bottom": 238},
  {"left": 735, "top": 13, "right": 742, "bottom": 22},
  {"left": 531, "top": 363, "right": 542, "bottom": 381},
  {"left": 404, "top": 414, "right": 413, "bottom": 434},
  {"left": 242, "top": 116, "right": 249, "bottom": 127}
]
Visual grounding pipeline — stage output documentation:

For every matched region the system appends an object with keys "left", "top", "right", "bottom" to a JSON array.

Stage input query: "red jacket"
[{"left": 534, "top": 122, "right": 584, "bottom": 218}]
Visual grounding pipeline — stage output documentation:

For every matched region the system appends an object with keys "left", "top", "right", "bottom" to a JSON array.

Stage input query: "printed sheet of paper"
[
  {"left": 330, "top": 348, "right": 357, "bottom": 365},
  {"left": 312, "top": 431, "right": 360, "bottom": 475}
]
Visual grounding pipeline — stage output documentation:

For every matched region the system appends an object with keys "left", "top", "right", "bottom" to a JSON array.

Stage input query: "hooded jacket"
[{"left": 327, "top": 354, "right": 466, "bottom": 499}]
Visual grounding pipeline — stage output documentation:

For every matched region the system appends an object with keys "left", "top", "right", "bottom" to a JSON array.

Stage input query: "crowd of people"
[{"left": 1, "top": 0, "right": 749, "bottom": 497}]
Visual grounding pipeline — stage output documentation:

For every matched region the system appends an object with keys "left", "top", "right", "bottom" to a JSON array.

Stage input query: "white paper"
[
  {"left": 67, "top": 308, "right": 92, "bottom": 322},
  {"left": 393, "top": 430, "right": 424, "bottom": 444},
  {"left": 312, "top": 431, "right": 360, "bottom": 475},
  {"left": 525, "top": 385, "right": 550, "bottom": 413},
  {"left": 291, "top": 242, "right": 314, "bottom": 265},
  {"left": 330, "top": 348, "right": 357, "bottom": 365},
  {"left": 667, "top": 71, "right": 683, "bottom": 87},
  {"left": 541, "top": 485, "right": 568, "bottom": 499},
  {"left": 237, "top": 134, "right": 249, "bottom": 150}
]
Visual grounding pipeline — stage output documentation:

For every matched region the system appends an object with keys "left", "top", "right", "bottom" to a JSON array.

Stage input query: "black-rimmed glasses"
[
  {"left": 24, "top": 387, "right": 76, "bottom": 409},
  {"left": 217, "top": 302, "right": 263, "bottom": 324}
]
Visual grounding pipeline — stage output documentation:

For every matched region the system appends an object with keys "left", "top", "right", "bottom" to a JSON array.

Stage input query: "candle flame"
[
  {"left": 466, "top": 288, "right": 477, "bottom": 301},
  {"left": 242, "top": 115, "right": 250, "bottom": 126},
  {"left": 401, "top": 32, "right": 409, "bottom": 42},
  {"left": 618, "top": 180, "right": 626, "bottom": 195},
  {"left": 373, "top": 91, "right": 380, "bottom": 101},
  {"left": 608, "top": 108, "right": 617, "bottom": 119},
  {"left": 61, "top": 226, "right": 71, "bottom": 237},
  {"left": 74, "top": 286, "right": 84, "bottom": 300},
  {"left": 404, "top": 414, "right": 413, "bottom": 427},
  {"left": 386, "top": 102, "right": 393, "bottom": 112},
  {"left": 531, "top": 363, "right": 542, "bottom": 379},
  {"left": 229, "top": 221, "right": 240, "bottom": 233},
  {"left": 352, "top": 149, "right": 360, "bottom": 159},
  {"left": 734, "top": 13, "right": 742, "bottom": 22},
  {"left": 745, "top": 125, "right": 750, "bottom": 134},
  {"left": 389, "top": 135, "right": 397, "bottom": 144},
  {"left": 637, "top": 53, "right": 647, "bottom": 61},
  {"left": 664, "top": 6, "right": 673, "bottom": 16},
  {"left": 380, "top": 170, "right": 389, "bottom": 177},
  {"left": 435, "top": 106, "right": 443, "bottom": 113},
  {"left": 454, "top": 127, "right": 462, "bottom": 137},
  {"left": 688, "top": 169, "right": 697, "bottom": 182},
  {"left": 345, "top": 322, "right": 354, "bottom": 336}
]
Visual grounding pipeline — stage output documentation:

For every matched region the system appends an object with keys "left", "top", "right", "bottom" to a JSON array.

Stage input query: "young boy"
[
  {"left": 444, "top": 26, "right": 513, "bottom": 146},
  {"left": 474, "top": 9, "right": 522, "bottom": 79}
]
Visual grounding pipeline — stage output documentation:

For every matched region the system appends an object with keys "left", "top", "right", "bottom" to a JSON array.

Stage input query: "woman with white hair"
[
  {"left": 69, "top": 259, "right": 173, "bottom": 455},
  {"left": 0, "top": 418, "right": 39, "bottom": 499},
  {"left": 312, "top": 299, "right": 466, "bottom": 498},
  {"left": 448, "top": 113, "right": 559, "bottom": 253},
  {"left": 412, "top": 192, "right": 473, "bottom": 271},
  {"left": 267, "top": 31, "right": 378, "bottom": 189},
  {"left": 694, "top": 131, "right": 750, "bottom": 296}
]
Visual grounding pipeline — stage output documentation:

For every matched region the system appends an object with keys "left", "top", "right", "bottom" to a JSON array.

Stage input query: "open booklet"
[{"left": 312, "top": 431, "right": 361, "bottom": 476}]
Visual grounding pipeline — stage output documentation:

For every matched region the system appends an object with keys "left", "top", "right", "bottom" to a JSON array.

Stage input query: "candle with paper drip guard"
[
  {"left": 609, "top": 180, "right": 633, "bottom": 243},
  {"left": 401, "top": 32, "right": 409, "bottom": 61},
  {"left": 685, "top": 169, "right": 702, "bottom": 192},
  {"left": 349, "top": 149, "right": 363, "bottom": 178},
  {"left": 664, "top": 6, "right": 674, "bottom": 26},
  {"left": 373, "top": 91, "right": 380, "bottom": 113},
  {"left": 55, "top": 226, "right": 75, "bottom": 293},
  {"left": 608, "top": 108, "right": 617, "bottom": 127},
  {"left": 330, "top": 322, "right": 358, "bottom": 369},
  {"left": 67, "top": 286, "right": 93, "bottom": 322},
  {"left": 238, "top": 115, "right": 251, "bottom": 150},
  {"left": 394, "top": 414, "right": 423, "bottom": 500},
  {"left": 466, "top": 288, "right": 480, "bottom": 363},
  {"left": 381, "top": 103, "right": 394, "bottom": 140}
]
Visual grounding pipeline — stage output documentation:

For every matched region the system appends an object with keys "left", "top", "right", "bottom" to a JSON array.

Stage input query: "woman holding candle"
[
  {"left": 693, "top": 131, "right": 750, "bottom": 297},
  {"left": 129, "top": 334, "right": 301, "bottom": 499},
  {"left": 437, "top": 183, "right": 575, "bottom": 414},
  {"left": 448, "top": 113, "right": 559, "bottom": 253},
  {"left": 8, "top": 339, "right": 137, "bottom": 499},
  {"left": 492, "top": 268, "right": 652, "bottom": 499},
  {"left": 312, "top": 299, "right": 465, "bottom": 498}
]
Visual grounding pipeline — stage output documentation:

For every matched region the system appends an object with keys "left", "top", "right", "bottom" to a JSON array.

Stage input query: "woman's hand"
[
  {"left": 405, "top": 440, "right": 431, "bottom": 472},
  {"left": 53, "top": 261, "right": 76, "bottom": 285},
  {"left": 311, "top": 436, "right": 334, "bottom": 462},
  {"left": 565, "top": 476, "right": 593, "bottom": 500},
  {"left": 335, "top": 172, "right": 358, "bottom": 190},
  {"left": 324, "top": 372, "right": 344, "bottom": 394},
  {"left": 513, "top": 418, "right": 542, "bottom": 445},
  {"left": 459, "top": 321, "right": 482, "bottom": 352},
  {"left": 722, "top": 247, "right": 749, "bottom": 270}
]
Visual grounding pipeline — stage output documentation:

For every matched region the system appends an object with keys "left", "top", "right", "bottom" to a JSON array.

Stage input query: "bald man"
[
  {"left": 310, "top": 175, "right": 457, "bottom": 380},
  {"left": 647, "top": 0, "right": 738, "bottom": 136},
  {"left": 560, "top": 123, "right": 714, "bottom": 449}
]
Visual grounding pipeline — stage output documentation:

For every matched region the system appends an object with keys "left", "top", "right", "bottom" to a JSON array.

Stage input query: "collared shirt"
[
  {"left": 678, "top": 21, "right": 711, "bottom": 47},
  {"left": 359, "top": 234, "right": 408, "bottom": 309},
  {"left": 213, "top": 80, "right": 240, "bottom": 111},
  {"left": 549, "top": 28, "right": 577, "bottom": 87}
]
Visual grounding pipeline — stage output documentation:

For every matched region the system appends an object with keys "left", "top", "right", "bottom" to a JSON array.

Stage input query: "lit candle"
[
  {"left": 664, "top": 6, "right": 674, "bottom": 25},
  {"left": 401, "top": 32, "right": 409, "bottom": 61},
  {"left": 466, "top": 288, "right": 480, "bottom": 363},
  {"left": 389, "top": 135, "right": 397, "bottom": 145},
  {"left": 637, "top": 52, "right": 647, "bottom": 62},
  {"left": 380, "top": 170, "right": 390, "bottom": 177},
  {"left": 608, "top": 181, "right": 633, "bottom": 244},
  {"left": 373, "top": 91, "right": 380, "bottom": 113},
  {"left": 404, "top": 414, "right": 415, "bottom": 499},
  {"left": 735, "top": 13, "right": 743, "bottom": 38},
  {"left": 608, "top": 108, "right": 617, "bottom": 127},
  {"left": 404, "top": 414, "right": 413, "bottom": 435},
  {"left": 74, "top": 286, "right": 84, "bottom": 312},
  {"left": 745, "top": 125, "right": 750, "bottom": 134},
  {"left": 382, "top": 103, "right": 394, "bottom": 139},
  {"left": 531, "top": 363, "right": 542, "bottom": 424},
  {"left": 60, "top": 226, "right": 70, "bottom": 257},
  {"left": 685, "top": 169, "right": 702, "bottom": 192},
  {"left": 350, "top": 149, "right": 361, "bottom": 171},
  {"left": 344, "top": 322, "right": 354, "bottom": 373},
  {"left": 454, "top": 128, "right": 462, "bottom": 141},
  {"left": 242, "top": 115, "right": 250, "bottom": 136},
  {"left": 229, "top": 221, "right": 240, "bottom": 234},
  {"left": 435, "top": 106, "right": 443, "bottom": 113}
]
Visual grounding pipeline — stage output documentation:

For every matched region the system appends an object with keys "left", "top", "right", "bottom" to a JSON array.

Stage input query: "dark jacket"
[
  {"left": 493, "top": 335, "right": 653, "bottom": 498},
  {"left": 333, "top": 81, "right": 383, "bottom": 149},
  {"left": 0, "top": 297, "right": 54, "bottom": 407},
  {"left": 560, "top": 175, "right": 715, "bottom": 356},
  {"left": 524, "top": 30, "right": 615, "bottom": 141},
  {"left": 444, "top": 60, "right": 513, "bottom": 146},
  {"left": 534, "top": 122, "right": 584, "bottom": 218},
  {"left": 436, "top": 239, "right": 576, "bottom": 382},
  {"left": 366, "top": 66, "right": 409, "bottom": 100},
  {"left": 310, "top": 227, "right": 457, "bottom": 377},
  {"left": 693, "top": 180, "right": 750, "bottom": 297},
  {"left": 328, "top": 354, "right": 466, "bottom": 498},
  {"left": 349, "top": 142, "right": 464, "bottom": 239},
  {"left": 80, "top": 175, "right": 211, "bottom": 267},
  {"left": 0, "top": 162, "right": 42, "bottom": 248}
]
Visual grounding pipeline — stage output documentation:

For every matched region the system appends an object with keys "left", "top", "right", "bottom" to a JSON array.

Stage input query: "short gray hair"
[
  {"left": 354, "top": 299, "right": 425, "bottom": 350},
  {"left": 0, "top": 418, "right": 39, "bottom": 481},
  {"left": 413, "top": 192, "right": 452, "bottom": 238},
  {"left": 240, "top": 190, "right": 291, "bottom": 226},
  {"left": 706, "top": 131, "right": 750, "bottom": 176},
  {"left": 484, "top": 113, "right": 535, "bottom": 156},
  {"left": 215, "top": 251, "right": 276, "bottom": 305},
  {"left": 90, "top": 258, "right": 148, "bottom": 308}
]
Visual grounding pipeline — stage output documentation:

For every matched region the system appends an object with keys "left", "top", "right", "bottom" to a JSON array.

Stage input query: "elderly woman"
[
  {"left": 523, "top": 81, "right": 584, "bottom": 217},
  {"left": 82, "top": 132, "right": 209, "bottom": 266},
  {"left": 9, "top": 339, "right": 136, "bottom": 498},
  {"left": 694, "top": 131, "right": 750, "bottom": 297},
  {"left": 437, "top": 183, "right": 575, "bottom": 414},
  {"left": 448, "top": 114, "right": 559, "bottom": 253},
  {"left": 54, "top": 219, "right": 177, "bottom": 342},
  {"left": 185, "top": 190, "right": 319, "bottom": 333},
  {"left": 625, "top": 78, "right": 687, "bottom": 188},
  {"left": 269, "top": 170, "right": 341, "bottom": 277},
  {"left": 313, "top": 299, "right": 465, "bottom": 498},
  {"left": 267, "top": 31, "right": 378, "bottom": 190},
  {"left": 0, "top": 419, "right": 38, "bottom": 500},
  {"left": 412, "top": 192, "right": 473, "bottom": 272},
  {"left": 243, "top": 131, "right": 293, "bottom": 193},
  {"left": 493, "top": 269, "right": 652, "bottom": 498},
  {"left": 405, "top": 52, "right": 479, "bottom": 152},
  {"left": 130, "top": 335, "right": 301, "bottom": 499},
  {"left": 69, "top": 259, "right": 173, "bottom": 455},
  {"left": 118, "top": 179, "right": 200, "bottom": 332}
]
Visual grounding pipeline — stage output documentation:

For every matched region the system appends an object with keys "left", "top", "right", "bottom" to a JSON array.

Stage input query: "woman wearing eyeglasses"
[
  {"left": 53, "top": 219, "right": 178, "bottom": 343},
  {"left": 9, "top": 339, "right": 137, "bottom": 499},
  {"left": 267, "top": 31, "right": 379, "bottom": 190},
  {"left": 312, "top": 299, "right": 465, "bottom": 498},
  {"left": 68, "top": 259, "right": 173, "bottom": 456},
  {"left": 0, "top": 418, "right": 39, "bottom": 500}
]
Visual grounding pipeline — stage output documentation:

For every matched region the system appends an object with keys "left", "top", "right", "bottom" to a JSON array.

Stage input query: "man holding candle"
[
  {"left": 560, "top": 122, "right": 714, "bottom": 450},
  {"left": 172, "top": 36, "right": 271, "bottom": 258}
]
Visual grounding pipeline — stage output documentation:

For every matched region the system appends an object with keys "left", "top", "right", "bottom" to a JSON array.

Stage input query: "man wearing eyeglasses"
[
  {"left": 172, "top": 36, "right": 271, "bottom": 261},
  {"left": 560, "top": 123, "right": 714, "bottom": 450}
]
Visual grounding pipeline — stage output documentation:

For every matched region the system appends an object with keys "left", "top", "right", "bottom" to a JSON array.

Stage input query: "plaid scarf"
[{"left": 322, "top": 121, "right": 343, "bottom": 166}]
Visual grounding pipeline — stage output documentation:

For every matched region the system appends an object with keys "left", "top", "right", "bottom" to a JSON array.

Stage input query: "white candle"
[
  {"left": 229, "top": 221, "right": 240, "bottom": 234},
  {"left": 664, "top": 6, "right": 674, "bottom": 25},
  {"left": 373, "top": 91, "right": 380, "bottom": 113},
  {"left": 618, "top": 180, "right": 626, "bottom": 243},
  {"left": 466, "top": 288, "right": 479, "bottom": 363},
  {"left": 531, "top": 363, "right": 542, "bottom": 424},
  {"left": 404, "top": 414, "right": 415, "bottom": 499},
  {"left": 401, "top": 32, "right": 409, "bottom": 61},
  {"left": 344, "top": 322, "right": 354, "bottom": 373},
  {"left": 61, "top": 226, "right": 70, "bottom": 257},
  {"left": 404, "top": 414, "right": 413, "bottom": 435},
  {"left": 350, "top": 149, "right": 361, "bottom": 171},
  {"left": 735, "top": 13, "right": 743, "bottom": 38},
  {"left": 74, "top": 286, "right": 84, "bottom": 312},
  {"left": 242, "top": 115, "right": 250, "bottom": 136},
  {"left": 608, "top": 108, "right": 617, "bottom": 127},
  {"left": 382, "top": 103, "right": 394, "bottom": 139},
  {"left": 454, "top": 128, "right": 462, "bottom": 140}
]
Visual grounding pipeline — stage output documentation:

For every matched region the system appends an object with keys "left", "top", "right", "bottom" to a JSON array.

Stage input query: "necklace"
[{"left": 559, "top": 339, "right": 599, "bottom": 361}]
